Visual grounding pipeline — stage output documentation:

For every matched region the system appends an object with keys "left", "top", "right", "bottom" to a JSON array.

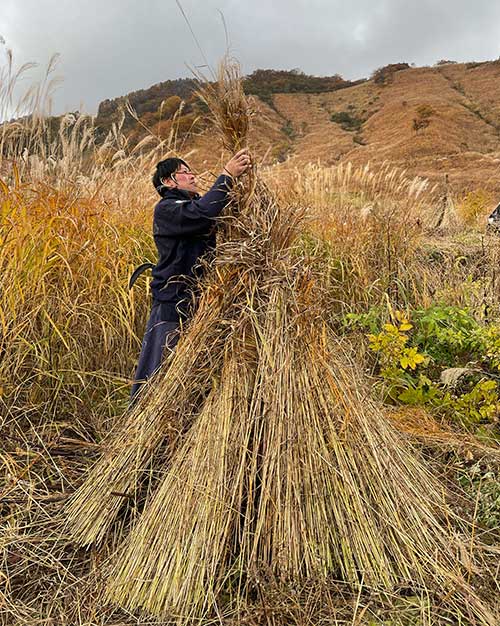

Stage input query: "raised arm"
[{"left": 154, "top": 149, "right": 251, "bottom": 238}]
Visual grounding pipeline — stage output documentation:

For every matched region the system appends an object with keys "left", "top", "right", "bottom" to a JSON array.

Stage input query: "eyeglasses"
[{"left": 174, "top": 168, "right": 193, "bottom": 177}]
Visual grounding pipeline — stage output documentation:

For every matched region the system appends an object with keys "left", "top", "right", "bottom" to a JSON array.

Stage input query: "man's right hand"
[{"left": 223, "top": 148, "right": 252, "bottom": 178}]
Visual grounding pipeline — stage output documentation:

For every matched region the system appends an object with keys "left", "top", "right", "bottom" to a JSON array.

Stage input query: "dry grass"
[
  {"left": 1, "top": 54, "right": 500, "bottom": 626},
  {"left": 268, "top": 161, "right": 435, "bottom": 310},
  {"left": 0, "top": 51, "right": 195, "bottom": 431},
  {"left": 265, "top": 161, "right": 499, "bottom": 319},
  {"left": 0, "top": 179, "right": 152, "bottom": 429},
  {"left": 265, "top": 62, "right": 500, "bottom": 198},
  {"left": 62, "top": 60, "right": 499, "bottom": 625},
  {"left": 145, "top": 60, "right": 500, "bottom": 201}
]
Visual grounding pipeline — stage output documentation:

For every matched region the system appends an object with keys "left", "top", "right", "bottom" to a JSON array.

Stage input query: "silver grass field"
[{"left": 1, "top": 56, "right": 499, "bottom": 625}]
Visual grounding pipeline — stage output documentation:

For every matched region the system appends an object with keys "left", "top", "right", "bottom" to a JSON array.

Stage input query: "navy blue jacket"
[{"left": 150, "top": 174, "right": 233, "bottom": 320}]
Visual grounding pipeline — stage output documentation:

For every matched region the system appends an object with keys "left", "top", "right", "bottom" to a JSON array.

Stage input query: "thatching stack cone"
[{"left": 66, "top": 62, "right": 497, "bottom": 624}]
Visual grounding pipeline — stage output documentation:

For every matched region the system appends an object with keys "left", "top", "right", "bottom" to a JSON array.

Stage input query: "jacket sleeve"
[{"left": 153, "top": 175, "right": 233, "bottom": 237}]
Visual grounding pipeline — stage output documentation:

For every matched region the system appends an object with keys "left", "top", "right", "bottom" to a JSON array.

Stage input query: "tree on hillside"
[
  {"left": 243, "top": 68, "right": 358, "bottom": 106},
  {"left": 412, "top": 104, "right": 435, "bottom": 133},
  {"left": 372, "top": 63, "right": 411, "bottom": 85}
]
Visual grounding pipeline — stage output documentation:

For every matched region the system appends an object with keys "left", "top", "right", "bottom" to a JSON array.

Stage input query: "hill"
[
  {"left": 94, "top": 62, "right": 500, "bottom": 199},
  {"left": 267, "top": 60, "right": 500, "bottom": 197}
]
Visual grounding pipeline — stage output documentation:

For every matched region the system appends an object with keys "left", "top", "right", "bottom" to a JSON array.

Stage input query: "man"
[{"left": 131, "top": 148, "right": 251, "bottom": 398}]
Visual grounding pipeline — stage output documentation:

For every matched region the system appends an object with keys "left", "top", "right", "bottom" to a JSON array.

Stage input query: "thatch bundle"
[{"left": 65, "top": 62, "right": 497, "bottom": 624}]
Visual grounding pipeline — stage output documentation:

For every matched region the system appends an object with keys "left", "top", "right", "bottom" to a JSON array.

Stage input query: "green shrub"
[
  {"left": 413, "top": 305, "right": 482, "bottom": 366},
  {"left": 482, "top": 325, "right": 500, "bottom": 371},
  {"left": 330, "top": 110, "right": 363, "bottom": 132},
  {"left": 346, "top": 304, "right": 500, "bottom": 435},
  {"left": 448, "top": 379, "right": 500, "bottom": 427},
  {"left": 412, "top": 104, "right": 435, "bottom": 132},
  {"left": 281, "top": 120, "right": 296, "bottom": 139}
]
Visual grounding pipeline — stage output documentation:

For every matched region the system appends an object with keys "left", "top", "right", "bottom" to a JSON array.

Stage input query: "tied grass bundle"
[
  {"left": 107, "top": 275, "right": 489, "bottom": 621},
  {"left": 65, "top": 60, "right": 497, "bottom": 624}
]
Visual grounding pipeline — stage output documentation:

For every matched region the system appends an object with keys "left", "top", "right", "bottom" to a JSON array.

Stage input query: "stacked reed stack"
[{"left": 65, "top": 61, "right": 497, "bottom": 625}]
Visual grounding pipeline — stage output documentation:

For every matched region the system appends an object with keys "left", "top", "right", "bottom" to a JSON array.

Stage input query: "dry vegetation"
[
  {"left": 81, "top": 58, "right": 500, "bottom": 206},
  {"left": 264, "top": 61, "right": 500, "bottom": 200},
  {"left": 1, "top": 54, "right": 500, "bottom": 625}
]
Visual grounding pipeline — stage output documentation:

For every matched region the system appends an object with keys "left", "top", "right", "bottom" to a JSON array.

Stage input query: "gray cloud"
[{"left": 1, "top": 0, "right": 500, "bottom": 114}]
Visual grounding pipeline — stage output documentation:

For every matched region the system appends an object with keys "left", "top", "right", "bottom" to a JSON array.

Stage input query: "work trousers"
[{"left": 130, "top": 301, "right": 181, "bottom": 400}]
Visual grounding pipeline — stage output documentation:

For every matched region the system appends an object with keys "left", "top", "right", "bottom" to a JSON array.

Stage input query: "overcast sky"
[{"left": 2, "top": 0, "right": 500, "bottom": 115}]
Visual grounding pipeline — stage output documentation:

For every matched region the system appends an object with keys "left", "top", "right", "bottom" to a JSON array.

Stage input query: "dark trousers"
[{"left": 130, "top": 301, "right": 181, "bottom": 399}]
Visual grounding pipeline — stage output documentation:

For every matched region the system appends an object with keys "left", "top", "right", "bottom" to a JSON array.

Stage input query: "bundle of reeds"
[{"left": 65, "top": 60, "right": 498, "bottom": 624}]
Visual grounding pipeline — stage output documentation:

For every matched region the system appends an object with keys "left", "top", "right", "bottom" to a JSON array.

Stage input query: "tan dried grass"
[{"left": 64, "top": 60, "right": 498, "bottom": 625}]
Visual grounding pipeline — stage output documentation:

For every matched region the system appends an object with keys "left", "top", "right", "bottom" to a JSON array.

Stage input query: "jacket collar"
[{"left": 162, "top": 187, "right": 200, "bottom": 202}]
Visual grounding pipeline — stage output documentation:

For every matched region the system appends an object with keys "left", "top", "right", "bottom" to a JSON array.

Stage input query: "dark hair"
[{"left": 152, "top": 157, "right": 189, "bottom": 197}]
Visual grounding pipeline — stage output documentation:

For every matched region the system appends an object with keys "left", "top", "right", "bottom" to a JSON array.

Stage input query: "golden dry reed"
[
  {"left": 0, "top": 51, "right": 183, "bottom": 428},
  {"left": 65, "top": 60, "right": 498, "bottom": 625}
]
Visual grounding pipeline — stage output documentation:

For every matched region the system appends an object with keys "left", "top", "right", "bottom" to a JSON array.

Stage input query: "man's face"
[{"left": 166, "top": 164, "right": 197, "bottom": 194}]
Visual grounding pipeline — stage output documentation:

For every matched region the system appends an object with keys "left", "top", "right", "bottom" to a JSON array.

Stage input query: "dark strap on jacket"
[{"left": 129, "top": 263, "right": 155, "bottom": 290}]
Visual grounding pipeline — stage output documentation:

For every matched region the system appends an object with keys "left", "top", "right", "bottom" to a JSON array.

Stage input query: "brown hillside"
[
  {"left": 176, "top": 62, "right": 500, "bottom": 201},
  {"left": 92, "top": 62, "right": 500, "bottom": 200}
]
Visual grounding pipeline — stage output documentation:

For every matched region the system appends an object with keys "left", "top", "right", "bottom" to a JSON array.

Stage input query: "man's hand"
[{"left": 223, "top": 148, "right": 252, "bottom": 178}]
